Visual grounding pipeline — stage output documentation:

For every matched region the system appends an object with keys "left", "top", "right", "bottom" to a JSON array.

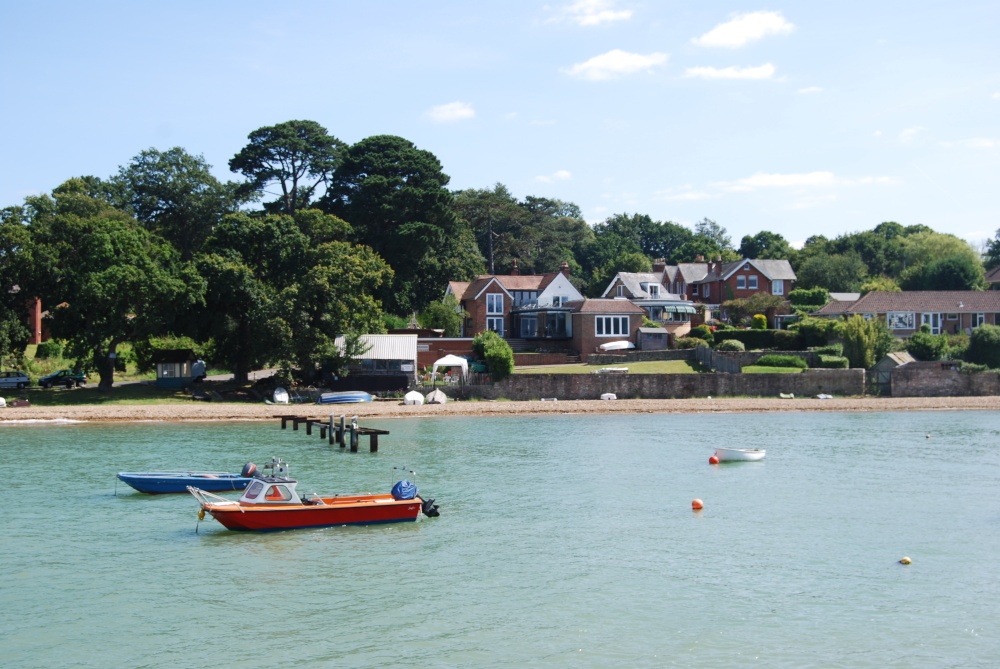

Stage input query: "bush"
[
  {"left": 812, "top": 343, "right": 843, "bottom": 356},
  {"left": 789, "top": 316, "right": 840, "bottom": 348},
  {"left": 35, "top": 340, "right": 64, "bottom": 359},
  {"left": 907, "top": 326, "right": 947, "bottom": 361},
  {"left": 772, "top": 330, "right": 802, "bottom": 351},
  {"left": 715, "top": 339, "right": 746, "bottom": 352},
  {"left": 689, "top": 324, "right": 714, "bottom": 345},
  {"left": 755, "top": 354, "right": 808, "bottom": 369},
  {"left": 789, "top": 287, "right": 830, "bottom": 308},
  {"left": 966, "top": 324, "right": 1000, "bottom": 368},
  {"left": 675, "top": 336, "right": 709, "bottom": 349},
  {"left": 472, "top": 330, "right": 514, "bottom": 381},
  {"left": 714, "top": 329, "right": 776, "bottom": 350},
  {"left": 960, "top": 362, "right": 991, "bottom": 373},
  {"left": 814, "top": 355, "right": 849, "bottom": 369},
  {"left": 751, "top": 314, "right": 767, "bottom": 330}
]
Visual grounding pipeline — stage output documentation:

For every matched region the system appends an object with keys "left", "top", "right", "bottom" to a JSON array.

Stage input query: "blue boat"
[
  {"left": 316, "top": 391, "right": 373, "bottom": 404},
  {"left": 117, "top": 464, "right": 256, "bottom": 494}
]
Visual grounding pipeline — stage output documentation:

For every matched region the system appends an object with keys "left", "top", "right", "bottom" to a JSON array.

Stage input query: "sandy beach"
[{"left": 2, "top": 395, "right": 999, "bottom": 423}]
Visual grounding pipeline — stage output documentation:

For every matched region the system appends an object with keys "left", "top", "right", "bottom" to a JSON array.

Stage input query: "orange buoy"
[
  {"left": 709, "top": 455, "right": 719, "bottom": 465},
  {"left": 692, "top": 498, "right": 704, "bottom": 510}
]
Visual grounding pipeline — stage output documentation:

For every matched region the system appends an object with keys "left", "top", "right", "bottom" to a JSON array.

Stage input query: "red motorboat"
[{"left": 188, "top": 458, "right": 439, "bottom": 532}]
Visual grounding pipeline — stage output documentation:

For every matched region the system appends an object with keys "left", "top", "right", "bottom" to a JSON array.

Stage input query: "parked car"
[
  {"left": 0, "top": 370, "right": 31, "bottom": 389},
  {"left": 38, "top": 369, "right": 87, "bottom": 388}
]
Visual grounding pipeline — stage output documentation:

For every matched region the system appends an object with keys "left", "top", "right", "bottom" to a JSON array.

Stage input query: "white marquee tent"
[{"left": 431, "top": 354, "right": 469, "bottom": 381}]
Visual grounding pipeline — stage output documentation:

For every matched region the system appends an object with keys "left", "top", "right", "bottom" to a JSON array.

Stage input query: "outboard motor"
[
  {"left": 241, "top": 462, "right": 257, "bottom": 478},
  {"left": 421, "top": 497, "right": 440, "bottom": 517}
]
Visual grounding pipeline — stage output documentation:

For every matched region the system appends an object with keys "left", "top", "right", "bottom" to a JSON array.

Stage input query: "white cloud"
[
  {"left": 899, "top": 126, "right": 924, "bottom": 143},
  {"left": 692, "top": 11, "right": 795, "bottom": 48},
  {"left": 655, "top": 185, "right": 713, "bottom": 201},
  {"left": 993, "top": 92, "right": 1000, "bottom": 99},
  {"left": 941, "top": 137, "right": 999, "bottom": 149},
  {"left": 550, "top": 0, "right": 633, "bottom": 26},
  {"left": 715, "top": 171, "right": 898, "bottom": 192},
  {"left": 797, "top": 86, "right": 823, "bottom": 94},
  {"left": 536, "top": 169, "right": 572, "bottom": 183},
  {"left": 683, "top": 63, "right": 775, "bottom": 80},
  {"left": 565, "top": 49, "right": 668, "bottom": 80},
  {"left": 425, "top": 102, "right": 475, "bottom": 123}
]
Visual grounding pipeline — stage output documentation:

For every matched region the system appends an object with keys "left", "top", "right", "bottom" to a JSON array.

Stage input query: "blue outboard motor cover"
[{"left": 391, "top": 479, "right": 417, "bottom": 500}]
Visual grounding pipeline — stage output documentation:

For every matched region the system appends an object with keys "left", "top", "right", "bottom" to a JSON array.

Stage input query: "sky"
[{"left": 2, "top": 1, "right": 999, "bottom": 251}]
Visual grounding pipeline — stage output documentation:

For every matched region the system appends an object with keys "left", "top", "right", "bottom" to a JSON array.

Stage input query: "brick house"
[
  {"left": 812, "top": 291, "right": 1000, "bottom": 336},
  {"left": 564, "top": 298, "right": 646, "bottom": 360},
  {"left": 678, "top": 258, "right": 796, "bottom": 305},
  {"left": 446, "top": 261, "right": 583, "bottom": 339},
  {"left": 601, "top": 268, "right": 696, "bottom": 342}
]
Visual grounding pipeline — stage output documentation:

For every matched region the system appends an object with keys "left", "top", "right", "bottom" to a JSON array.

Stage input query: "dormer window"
[
  {"left": 647, "top": 284, "right": 659, "bottom": 297},
  {"left": 616, "top": 285, "right": 625, "bottom": 297}
]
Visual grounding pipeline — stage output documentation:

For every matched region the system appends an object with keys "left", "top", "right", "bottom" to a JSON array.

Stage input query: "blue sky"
[{"left": 2, "top": 1, "right": 998, "bottom": 250}]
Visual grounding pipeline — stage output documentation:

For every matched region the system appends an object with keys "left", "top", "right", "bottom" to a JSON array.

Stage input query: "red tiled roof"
[{"left": 844, "top": 291, "right": 1000, "bottom": 313}]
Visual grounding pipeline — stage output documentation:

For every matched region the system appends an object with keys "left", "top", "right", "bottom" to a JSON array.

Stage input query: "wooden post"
[
  {"left": 319, "top": 425, "right": 327, "bottom": 439},
  {"left": 350, "top": 416, "right": 359, "bottom": 452},
  {"left": 306, "top": 420, "right": 313, "bottom": 436},
  {"left": 280, "top": 416, "right": 289, "bottom": 429},
  {"left": 293, "top": 417, "right": 300, "bottom": 431},
  {"left": 329, "top": 414, "right": 335, "bottom": 445},
  {"left": 338, "top": 415, "right": 346, "bottom": 448},
  {"left": 370, "top": 434, "right": 379, "bottom": 452}
]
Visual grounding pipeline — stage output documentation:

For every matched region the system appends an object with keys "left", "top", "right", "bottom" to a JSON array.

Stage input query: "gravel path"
[{"left": 2, "top": 395, "right": 999, "bottom": 423}]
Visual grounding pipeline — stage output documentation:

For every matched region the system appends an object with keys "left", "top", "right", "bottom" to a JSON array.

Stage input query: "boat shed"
[
  {"left": 334, "top": 334, "right": 419, "bottom": 387},
  {"left": 637, "top": 326, "right": 669, "bottom": 351}
]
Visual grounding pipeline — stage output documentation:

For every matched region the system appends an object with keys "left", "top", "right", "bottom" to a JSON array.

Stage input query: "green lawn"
[
  {"left": 741, "top": 365, "right": 803, "bottom": 374},
  {"left": 514, "top": 360, "right": 706, "bottom": 374},
  {"left": 15, "top": 381, "right": 250, "bottom": 406}
]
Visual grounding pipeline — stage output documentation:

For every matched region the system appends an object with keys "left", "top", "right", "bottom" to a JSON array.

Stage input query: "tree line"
[{"left": 1, "top": 119, "right": 996, "bottom": 386}]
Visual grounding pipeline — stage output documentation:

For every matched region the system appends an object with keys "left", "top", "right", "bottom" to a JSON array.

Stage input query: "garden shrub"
[
  {"left": 714, "top": 329, "right": 776, "bottom": 349},
  {"left": 755, "top": 354, "right": 808, "bottom": 369},
  {"left": 960, "top": 362, "right": 990, "bottom": 373},
  {"left": 715, "top": 338, "right": 746, "bottom": 352},
  {"left": 751, "top": 314, "right": 767, "bottom": 330},
  {"left": 675, "top": 336, "right": 709, "bottom": 349},
  {"left": 689, "top": 324, "right": 714, "bottom": 345},
  {"left": 35, "top": 340, "right": 64, "bottom": 359},
  {"left": 814, "top": 355, "right": 849, "bottom": 369},
  {"left": 906, "top": 324, "right": 947, "bottom": 361},
  {"left": 772, "top": 329, "right": 801, "bottom": 351},
  {"left": 472, "top": 330, "right": 514, "bottom": 380},
  {"left": 812, "top": 343, "right": 843, "bottom": 356},
  {"left": 965, "top": 324, "right": 1000, "bottom": 368}
]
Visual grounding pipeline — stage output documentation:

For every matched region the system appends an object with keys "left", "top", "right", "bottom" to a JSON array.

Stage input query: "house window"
[
  {"left": 736, "top": 276, "right": 746, "bottom": 289},
  {"left": 703, "top": 285, "right": 710, "bottom": 300},
  {"left": 487, "top": 317, "right": 504, "bottom": 336},
  {"left": 887, "top": 311, "right": 915, "bottom": 330},
  {"left": 772, "top": 279, "right": 784, "bottom": 295},
  {"left": 748, "top": 275, "right": 758, "bottom": 290},
  {"left": 647, "top": 284, "right": 659, "bottom": 297},
  {"left": 946, "top": 313, "right": 958, "bottom": 320},
  {"left": 975, "top": 313, "right": 986, "bottom": 327},
  {"left": 595, "top": 316, "right": 629, "bottom": 336},
  {"left": 691, "top": 285, "right": 699, "bottom": 296},
  {"left": 486, "top": 293, "right": 503, "bottom": 315},
  {"left": 616, "top": 285, "right": 625, "bottom": 297}
]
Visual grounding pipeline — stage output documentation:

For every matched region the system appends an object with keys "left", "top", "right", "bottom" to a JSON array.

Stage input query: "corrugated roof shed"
[{"left": 334, "top": 334, "right": 417, "bottom": 361}]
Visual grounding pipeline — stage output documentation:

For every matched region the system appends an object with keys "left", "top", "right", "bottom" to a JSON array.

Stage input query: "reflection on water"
[{"left": 2, "top": 411, "right": 999, "bottom": 668}]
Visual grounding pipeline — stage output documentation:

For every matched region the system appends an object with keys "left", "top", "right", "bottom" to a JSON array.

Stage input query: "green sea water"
[{"left": 2, "top": 410, "right": 999, "bottom": 668}]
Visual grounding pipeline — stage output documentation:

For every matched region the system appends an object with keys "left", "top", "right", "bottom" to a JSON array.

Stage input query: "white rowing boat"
[{"left": 714, "top": 446, "right": 766, "bottom": 462}]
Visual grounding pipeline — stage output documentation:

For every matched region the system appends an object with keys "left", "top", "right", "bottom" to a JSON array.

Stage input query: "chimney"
[
  {"left": 560, "top": 261, "right": 570, "bottom": 278},
  {"left": 652, "top": 258, "right": 666, "bottom": 274},
  {"left": 695, "top": 255, "right": 704, "bottom": 263},
  {"left": 511, "top": 259, "right": 519, "bottom": 276}
]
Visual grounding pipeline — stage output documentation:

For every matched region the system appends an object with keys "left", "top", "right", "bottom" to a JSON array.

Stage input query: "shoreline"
[{"left": 2, "top": 395, "right": 999, "bottom": 423}]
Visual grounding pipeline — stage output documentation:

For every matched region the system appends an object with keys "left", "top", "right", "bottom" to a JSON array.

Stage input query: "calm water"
[{"left": 2, "top": 411, "right": 999, "bottom": 668}]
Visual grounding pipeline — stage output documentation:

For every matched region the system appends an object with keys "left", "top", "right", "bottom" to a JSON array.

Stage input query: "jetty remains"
[{"left": 276, "top": 414, "right": 390, "bottom": 452}]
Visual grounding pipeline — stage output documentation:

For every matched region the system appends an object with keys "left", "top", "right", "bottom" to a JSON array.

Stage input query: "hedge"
[
  {"left": 714, "top": 329, "right": 776, "bottom": 349},
  {"left": 715, "top": 339, "right": 746, "bottom": 352},
  {"left": 675, "top": 337, "right": 709, "bottom": 349},
  {"left": 755, "top": 354, "right": 808, "bottom": 369},
  {"left": 814, "top": 355, "right": 849, "bottom": 369}
]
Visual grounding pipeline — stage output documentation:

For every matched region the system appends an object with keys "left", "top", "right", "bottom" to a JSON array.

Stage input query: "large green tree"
[
  {"left": 113, "top": 147, "right": 241, "bottom": 260},
  {"left": 27, "top": 179, "right": 204, "bottom": 389},
  {"left": 454, "top": 184, "right": 528, "bottom": 275},
  {"left": 323, "top": 135, "right": 481, "bottom": 314},
  {"left": 796, "top": 252, "right": 868, "bottom": 292},
  {"left": 739, "top": 230, "right": 795, "bottom": 261},
  {"left": 0, "top": 206, "right": 34, "bottom": 361},
  {"left": 230, "top": 120, "right": 346, "bottom": 215}
]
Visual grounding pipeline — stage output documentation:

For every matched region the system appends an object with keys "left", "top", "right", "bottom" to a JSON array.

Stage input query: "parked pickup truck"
[{"left": 38, "top": 369, "right": 88, "bottom": 388}]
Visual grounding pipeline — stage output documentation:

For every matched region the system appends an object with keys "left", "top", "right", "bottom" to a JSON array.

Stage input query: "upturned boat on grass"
[
  {"left": 714, "top": 446, "right": 766, "bottom": 462},
  {"left": 117, "top": 464, "right": 257, "bottom": 494},
  {"left": 188, "top": 458, "right": 440, "bottom": 532}
]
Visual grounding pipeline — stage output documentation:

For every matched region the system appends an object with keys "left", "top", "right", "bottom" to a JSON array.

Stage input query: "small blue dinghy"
[
  {"left": 316, "top": 391, "right": 373, "bottom": 404},
  {"left": 117, "top": 463, "right": 257, "bottom": 494}
]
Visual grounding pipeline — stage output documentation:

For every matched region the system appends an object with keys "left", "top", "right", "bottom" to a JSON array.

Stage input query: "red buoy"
[
  {"left": 692, "top": 498, "right": 704, "bottom": 510},
  {"left": 709, "top": 455, "right": 719, "bottom": 465}
]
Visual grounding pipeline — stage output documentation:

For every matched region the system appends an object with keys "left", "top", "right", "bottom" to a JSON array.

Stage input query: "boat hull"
[
  {"left": 714, "top": 447, "right": 766, "bottom": 462},
  {"left": 201, "top": 494, "right": 422, "bottom": 531},
  {"left": 316, "top": 391, "right": 373, "bottom": 404},
  {"left": 118, "top": 472, "right": 252, "bottom": 494}
]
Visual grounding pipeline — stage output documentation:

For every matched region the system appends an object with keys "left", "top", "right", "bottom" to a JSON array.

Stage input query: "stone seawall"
[
  {"left": 462, "top": 369, "right": 865, "bottom": 401},
  {"left": 892, "top": 365, "right": 1000, "bottom": 396}
]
